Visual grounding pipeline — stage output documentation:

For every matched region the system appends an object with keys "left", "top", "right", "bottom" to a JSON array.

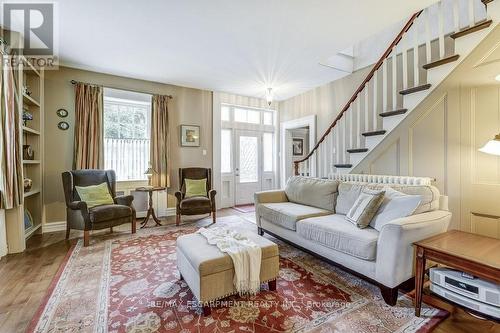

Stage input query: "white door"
[{"left": 235, "top": 130, "right": 261, "bottom": 205}]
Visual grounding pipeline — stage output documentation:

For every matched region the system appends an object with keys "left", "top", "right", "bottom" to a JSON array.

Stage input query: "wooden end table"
[
  {"left": 135, "top": 186, "right": 166, "bottom": 228},
  {"left": 413, "top": 230, "right": 500, "bottom": 317}
]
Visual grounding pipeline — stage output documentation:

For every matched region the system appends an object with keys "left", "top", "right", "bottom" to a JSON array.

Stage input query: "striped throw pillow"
[{"left": 345, "top": 189, "right": 385, "bottom": 228}]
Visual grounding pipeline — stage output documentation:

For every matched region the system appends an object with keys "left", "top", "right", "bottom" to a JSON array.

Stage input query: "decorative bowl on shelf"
[
  {"left": 24, "top": 178, "right": 33, "bottom": 192},
  {"left": 23, "top": 145, "right": 34, "bottom": 160}
]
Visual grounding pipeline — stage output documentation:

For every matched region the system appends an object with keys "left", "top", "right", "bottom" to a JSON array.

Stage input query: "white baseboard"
[
  {"left": 42, "top": 208, "right": 176, "bottom": 234},
  {"left": 42, "top": 221, "right": 67, "bottom": 233}
]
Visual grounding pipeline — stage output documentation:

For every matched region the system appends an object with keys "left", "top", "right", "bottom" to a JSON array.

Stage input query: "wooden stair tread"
[
  {"left": 399, "top": 84, "right": 431, "bottom": 95},
  {"left": 450, "top": 20, "right": 493, "bottom": 39},
  {"left": 362, "top": 130, "right": 387, "bottom": 137},
  {"left": 334, "top": 164, "right": 353, "bottom": 168},
  {"left": 379, "top": 109, "right": 408, "bottom": 117},
  {"left": 347, "top": 148, "right": 369, "bottom": 153},
  {"left": 422, "top": 54, "right": 460, "bottom": 70}
]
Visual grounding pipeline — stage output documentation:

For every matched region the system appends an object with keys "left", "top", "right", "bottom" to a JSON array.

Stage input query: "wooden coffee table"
[{"left": 413, "top": 230, "right": 500, "bottom": 317}]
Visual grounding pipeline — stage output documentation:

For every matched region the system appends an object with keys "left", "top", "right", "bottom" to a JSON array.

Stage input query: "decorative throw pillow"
[
  {"left": 369, "top": 187, "right": 422, "bottom": 231},
  {"left": 345, "top": 189, "right": 385, "bottom": 228},
  {"left": 75, "top": 182, "right": 114, "bottom": 208},
  {"left": 185, "top": 178, "right": 207, "bottom": 197}
]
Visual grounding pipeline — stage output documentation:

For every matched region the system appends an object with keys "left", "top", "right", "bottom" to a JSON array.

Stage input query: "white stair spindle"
[
  {"left": 373, "top": 71, "right": 378, "bottom": 130},
  {"left": 349, "top": 104, "right": 354, "bottom": 149},
  {"left": 364, "top": 86, "right": 369, "bottom": 132},
  {"left": 438, "top": 1, "right": 445, "bottom": 58},
  {"left": 468, "top": 0, "right": 475, "bottom": 26},
  {"left": 335, "top": 125, "right": 340, "bottom": 164},
  {"left": 412, "top": 22, "right": 419, "bottom": 86},
  {"left": 382, "top": 59, "right": 388, "bottom": 112},
  {"left": 342, "top": 116, "right": 347, "bottom": 162},
  {"left": 356, "top": 98, "right": 361, "bottom": 148},
  {"left": 425, "top": 8, "right": 432, "bottom": 64},
  {"left": 391, "top": 54, "right": 397, "bottom": 109},
  {"left": 401, "top": 34, "right": 408, "bottom": 89},
  {"left": 453, "top": 0, "right": 460, "bottom": 32}
]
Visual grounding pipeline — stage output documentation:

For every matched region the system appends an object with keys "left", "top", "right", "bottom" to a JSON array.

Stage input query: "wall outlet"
[{"left": 202, "top": 149, "right": 207, "bottom": 156}]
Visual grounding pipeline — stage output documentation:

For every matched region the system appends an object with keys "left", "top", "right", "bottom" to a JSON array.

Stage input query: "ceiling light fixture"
[
  {"left": 496, "top": 74, "right": 500, "bottom": 82},
  {"left": 266, "top": 88, "right": 273, "bottom": 106},
  {"left": 479, "top": 134, "right": 500, "bottom": 156}
]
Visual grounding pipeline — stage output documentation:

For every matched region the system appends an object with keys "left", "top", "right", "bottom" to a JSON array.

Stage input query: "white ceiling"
[{"left": 57, "top": 0, "right": 437, "bottom": 101}]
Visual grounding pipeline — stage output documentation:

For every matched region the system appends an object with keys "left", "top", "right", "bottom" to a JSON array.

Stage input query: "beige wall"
[
  {"left": 279, "top": 66, "right": 372, "bottom": 139},
  {"left": 44, "top": 67, "right": 212, "bottom": 223}
]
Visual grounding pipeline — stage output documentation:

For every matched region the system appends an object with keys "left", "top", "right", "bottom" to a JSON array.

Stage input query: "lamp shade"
[
  {"left": 144, "top": 163, "right": 156, "bottom": 176},
  {"left": 479, "top": 134, "right": 500, "bottom": 156}
]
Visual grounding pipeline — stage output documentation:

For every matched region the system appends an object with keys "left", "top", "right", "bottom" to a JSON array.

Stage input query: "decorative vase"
[{"left": 23, "top": 145, "right": 34, "bottom": 160}]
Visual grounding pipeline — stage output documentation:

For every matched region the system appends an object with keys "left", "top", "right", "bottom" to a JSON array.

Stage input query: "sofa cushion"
[
  {"left": 89, "top": 204, "right": 132, "bottom": 223},
  {"left": 370, "top": 187, "right": 422, "bottom": 231},
  {"left": 285, "top": 176, "right": 338, "bottom": 211},
  {"left": 346, "top": 188, "right": 385, "bottom": 228},
  {"left": 258, "top": 202, "right": 332, "bottom": 231},
  {"left": 336, "top": 182, "right": 440, "bottom": 215},
  {"left": 336, "top": 183, "right": 365, "bottom": 214},
  {"left": 176, "top": 230, "right": 279, "bottom": 276},
  {"left": 296, "top": 214, "right": 379, "bottom": 260}
]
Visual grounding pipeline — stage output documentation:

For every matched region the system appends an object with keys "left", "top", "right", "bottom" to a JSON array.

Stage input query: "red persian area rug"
[{"left": 28, "top": 216, "right": 447, "bottom": 333}]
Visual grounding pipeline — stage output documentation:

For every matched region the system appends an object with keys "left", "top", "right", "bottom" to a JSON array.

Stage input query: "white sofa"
[{"left": 254, "top": 174, "right": 451, "bottom": 305}]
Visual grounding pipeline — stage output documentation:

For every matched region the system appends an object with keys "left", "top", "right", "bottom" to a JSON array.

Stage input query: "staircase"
[{"left": 294, "top": 0, "right": 500, "bottom": 178}]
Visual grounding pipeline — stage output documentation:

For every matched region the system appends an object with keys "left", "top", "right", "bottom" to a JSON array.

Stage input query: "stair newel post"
[{"left": 293, "top": 161, "right": 299, "bottom": 176}]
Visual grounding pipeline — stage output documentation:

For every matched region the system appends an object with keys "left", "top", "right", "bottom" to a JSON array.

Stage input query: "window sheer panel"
[
  {"left": 103, "top": 94, "right": 152, "bottom": 181},
  {"left": 221, "top": 129, "right": 232, "bottom": 173}
]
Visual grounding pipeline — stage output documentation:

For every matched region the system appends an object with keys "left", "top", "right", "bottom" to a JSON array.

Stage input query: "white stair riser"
[
  {"left": 335, "top": 167, "right": 352, "bottom": 174},
  {"left": 349, "top": 152, "right": 368, "bottom": 165},
  {"left": 365, "top": 135, "right": 384, "bottom": 150},
  {"left": 454, "top": 27, "right": 492, "bottom": 55},
  {"left": 382, "top": 113, "right": 407, "bottom": 133},
  {"left": 427, "top": 62, "right": 457, "bottom": 87},
  {"left": 402, "top": 90, "right": 428, "bottom": 110}
]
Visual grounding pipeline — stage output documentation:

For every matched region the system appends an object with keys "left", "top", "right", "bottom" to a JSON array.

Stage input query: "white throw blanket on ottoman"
[{"left": 198, "top": 227, "right": 262, "bottom": 295}]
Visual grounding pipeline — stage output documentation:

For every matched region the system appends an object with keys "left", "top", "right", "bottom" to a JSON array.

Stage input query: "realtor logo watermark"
[{"left": 1, "top": 1, "right": 59, "bottom": 69}]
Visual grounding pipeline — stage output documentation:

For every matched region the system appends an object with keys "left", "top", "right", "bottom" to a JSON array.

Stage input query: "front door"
[{"left": 235, "top": 130, "right": 261, "bottom": 205}]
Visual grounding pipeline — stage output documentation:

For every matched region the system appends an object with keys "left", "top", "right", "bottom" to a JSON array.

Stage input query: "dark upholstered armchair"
[
  {"left": 175, "top": 168, "right": 216, "bottom": 225},
  {"left": 62, "top": 169, "right": 136, "bottom": 246}
]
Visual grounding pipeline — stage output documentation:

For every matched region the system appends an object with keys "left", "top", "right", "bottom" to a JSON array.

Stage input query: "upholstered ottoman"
[{"left": 176, "top": 229, "right": 279, "bottom": 315}]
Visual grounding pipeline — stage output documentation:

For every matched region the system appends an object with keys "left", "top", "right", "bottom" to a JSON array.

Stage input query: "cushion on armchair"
[
  {"left": 89, "top": 204, "right": 132, "bottom": 223},
  {"left": 75, "top": 182, "right": 114, "bottom": 208},
  {"left": 185, "top": 178, "right": 207, "bottom": 198}
]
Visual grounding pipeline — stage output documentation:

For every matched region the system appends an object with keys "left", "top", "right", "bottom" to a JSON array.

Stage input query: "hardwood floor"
[{"left": 0, "top": 208, "right": 498, "bottom": 333}]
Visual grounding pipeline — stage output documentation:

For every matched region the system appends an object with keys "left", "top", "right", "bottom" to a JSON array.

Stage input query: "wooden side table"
[
  {"left": 135, "top": 186, "right": 166, "bottom": 228},
  {"left": 413, "top": 230, "right": 500, "bottom": 317}
]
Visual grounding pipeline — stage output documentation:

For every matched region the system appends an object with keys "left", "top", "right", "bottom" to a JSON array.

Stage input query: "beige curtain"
[
  {"left": 151, "top": 94, "right": 170, "bottom": 187},
  {"left": 73, "top": 83, "right": 103, "bottom": 169},
  {"left": 0, "top": 56, "right": 23, "bottom": 209}
]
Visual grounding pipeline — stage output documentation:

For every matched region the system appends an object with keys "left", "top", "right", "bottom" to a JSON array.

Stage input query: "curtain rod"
[{"left": 70, "top": 79, "right": 173, "bottom": 99}]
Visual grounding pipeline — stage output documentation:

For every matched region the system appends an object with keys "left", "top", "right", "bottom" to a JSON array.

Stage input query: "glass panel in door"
[{"left": 235, "top": 130, "right": 261, "bottom": 205}]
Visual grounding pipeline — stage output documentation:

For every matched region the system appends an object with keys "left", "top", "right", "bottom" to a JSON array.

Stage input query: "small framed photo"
[
  {"left": 180, "top": 125, "right": 200, "bottom": 147},
  {"left": 292, "top": 138, "right": 304, "bottom": 156}
]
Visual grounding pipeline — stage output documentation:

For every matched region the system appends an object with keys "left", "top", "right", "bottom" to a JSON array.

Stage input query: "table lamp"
[
  {"left": 478, "top": 134, "right": 500, "bottom": 156},
  {"left": 144, "top": 163, "right": 155, "bottom": 188}
]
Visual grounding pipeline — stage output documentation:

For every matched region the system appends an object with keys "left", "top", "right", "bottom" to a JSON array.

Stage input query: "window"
[
  {"left": 221, "top": 105, "right": 230, "bottom": 121},
  {"left": 103, "top": 88, "right": 152, "bottom": 181},
  {"left": 263, "top": 111, "right": 273, "bottom": 125},
  {"left": 263, "top": 133, "right": 273, "bottom": 172},
  {"left": 221, "top": 129, "right": 232, "bottom": 173},
  {"left": 234, "top": 107, "right": 260, "bottom": 124}
]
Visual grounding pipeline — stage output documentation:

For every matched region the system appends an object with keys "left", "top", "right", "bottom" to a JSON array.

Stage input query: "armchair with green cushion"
[
  {"left": 62, "top": 169, "right": 136, "bottom": 246},
  {"left": 175, "top": 167, "right": 216, "bottom": 225}
]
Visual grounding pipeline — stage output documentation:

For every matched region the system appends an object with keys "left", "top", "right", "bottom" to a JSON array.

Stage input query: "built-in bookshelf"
[{"left": 5, "top": 54, "right": 44, "bottom": 253}]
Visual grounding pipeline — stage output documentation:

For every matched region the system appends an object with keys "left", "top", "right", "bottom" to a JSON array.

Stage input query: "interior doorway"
[{"left": 280, "top": 115, "right": 316, "bottom": 187}]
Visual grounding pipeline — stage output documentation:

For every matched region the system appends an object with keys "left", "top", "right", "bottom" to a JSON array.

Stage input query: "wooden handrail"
[{"left": 294, "top": 10, "right": 423, "bottom": 176}]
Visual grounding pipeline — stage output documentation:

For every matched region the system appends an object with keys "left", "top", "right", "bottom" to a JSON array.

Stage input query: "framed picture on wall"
[
  {"left": 292, "top": 138, "right": 304, "bottom": 156},
  {"left": 180, "top": 125, "right": 200, "bottom": 147}
]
